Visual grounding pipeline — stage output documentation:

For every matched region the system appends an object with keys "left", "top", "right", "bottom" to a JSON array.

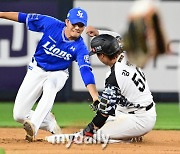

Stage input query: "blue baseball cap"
[{"left": 67, "top": 7, "right": 88, "bottom": 26}]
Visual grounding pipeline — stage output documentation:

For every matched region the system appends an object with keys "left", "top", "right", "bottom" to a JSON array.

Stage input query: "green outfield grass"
[
  {"left": 0, "top": 102, "right": 180, "bottom": 130},
  {"left": 0, "top": 148, "right": 5, "bottom": 154},
  {"left": 155, "top": 103, "right": 180, "bottom": 129}
]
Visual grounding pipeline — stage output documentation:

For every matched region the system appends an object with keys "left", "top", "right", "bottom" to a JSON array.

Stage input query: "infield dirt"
[{"left": 0, "top": 128, "right": 180, "bottom": 154}]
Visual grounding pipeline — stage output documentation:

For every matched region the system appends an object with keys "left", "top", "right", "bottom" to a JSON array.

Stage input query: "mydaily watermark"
[{"left": 45, "top": 129, "right": 110, "bottom": 149}]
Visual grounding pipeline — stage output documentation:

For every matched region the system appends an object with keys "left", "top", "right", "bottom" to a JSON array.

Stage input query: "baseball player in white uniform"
[
  {"left": 46, "top": 28, "right": 156, "bottom": 143},
  {"left": 0, "top": 8, "right": 99, "bottom": 142},
  {"left": 84, "top": 30, "right": 156, "bottom": 141}
]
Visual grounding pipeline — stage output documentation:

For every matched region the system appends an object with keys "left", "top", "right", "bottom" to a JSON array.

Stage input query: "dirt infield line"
[{"left": 0, "top": 128, "right": 180, "bottom": 154}]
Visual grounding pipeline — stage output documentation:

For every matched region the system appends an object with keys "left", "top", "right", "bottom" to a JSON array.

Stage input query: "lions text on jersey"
[{"left": 20, "top": 13, "right": 91, "bottom": 71}]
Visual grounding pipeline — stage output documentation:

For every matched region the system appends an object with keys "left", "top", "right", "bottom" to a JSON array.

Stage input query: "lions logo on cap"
[{"left": 77, "top": 10, "right": 83, "bottom": 18}]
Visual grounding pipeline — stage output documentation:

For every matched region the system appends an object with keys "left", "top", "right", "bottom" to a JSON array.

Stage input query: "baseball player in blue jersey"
[{"left": 0, "top": 7, "right": 99, "bottom": 142}]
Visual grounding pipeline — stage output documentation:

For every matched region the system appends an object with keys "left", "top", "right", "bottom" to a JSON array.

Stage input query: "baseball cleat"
[
  {"left": 50, "top": 113, "right": 62, "bottom": 134},
  {"left": 23, "top": 120, "right": 35, "bottom": 142},
  {"left": 51, "top": 123, "right": 61, "bottom": 135}
]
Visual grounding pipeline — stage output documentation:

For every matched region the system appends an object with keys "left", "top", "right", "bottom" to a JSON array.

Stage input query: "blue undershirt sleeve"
[
  {"left": 80, "top": 66, "right": 95, "bottom": 86},
  {"left": 18, "top": 12, "right": 28, "bottom": 23}
]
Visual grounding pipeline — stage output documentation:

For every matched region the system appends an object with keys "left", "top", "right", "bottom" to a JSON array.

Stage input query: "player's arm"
[
  {"left": 83, "top": 111, "right": 108, "bottom": 137},
  {"left": 0, "top": 12, "right": 19, "bottom": 21},
  {"left": 86, "top": 26, "right": 121, "bottom": 38},
  {"left": 86, "top": 26, "right": 122, "bottom": 50},
  {"left": 79, "top": 66, "right": 99, "bottom": 101},
  {"left": 77, "top": 46, "right": 99, "bottom": 101},
  {"left": 0, "top": 12, "right": 56, "bottom": 33},
  {"left": 98, "top": 30, "right": 121, "bottom": 38},
  {"left": 86, "top": 26, "right": 99, "bottom": 37},
  {"left": 84, "top": 95, "right": 111, "bottom": 136},
  {"left": 0, "top": 12, "right": 28, "bottom": 24},
  {"left": 86, "top": 84, "right": 99, "bottom": 102}
]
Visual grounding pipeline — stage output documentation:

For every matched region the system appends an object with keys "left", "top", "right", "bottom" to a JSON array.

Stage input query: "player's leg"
[
  {"left": 30, "top": 70, "right": 69, "bottom": 136},
  {"left": 29, "top": 110, "right": 62, "bottom": 134},
  {"left": 97, "top": 110, "right": 156, "bottom": 141},
  {"left": 13, "top": 63, "right": 46, "bottom": 123}
]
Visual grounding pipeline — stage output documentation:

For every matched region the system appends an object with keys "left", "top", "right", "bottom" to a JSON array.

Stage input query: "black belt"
[
  {"left": 128, "top": 102, "right": 154, "bottom": 114},
  {"left": 145, "top": 102, "right": 154, "bottom": 111}
]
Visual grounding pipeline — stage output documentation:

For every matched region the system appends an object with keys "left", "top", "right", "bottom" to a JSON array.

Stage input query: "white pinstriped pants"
[{"left": 98, "top": 106, "right": 156, "bottom": 140}]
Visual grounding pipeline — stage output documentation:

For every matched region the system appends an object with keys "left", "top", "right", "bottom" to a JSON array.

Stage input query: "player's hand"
[
  {"left": 97, "top": 96, "right": 109, "bottom": 113},
  {"left": 90, "top": 99, "right": 100, "bottom": 111},
  {"left": 86, "top": 26, "right": 99, "bottom": 37},
  {"left": 90, "top": 95, "right": 110, "bottom": 112}
]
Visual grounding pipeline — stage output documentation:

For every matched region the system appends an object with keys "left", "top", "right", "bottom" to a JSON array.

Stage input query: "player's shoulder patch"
[
  {"left": 117, "top": 54, "right": 124, "bottom": 63},
  {"left": 84, "top": 55, "right": 90, "bottom": 64}
]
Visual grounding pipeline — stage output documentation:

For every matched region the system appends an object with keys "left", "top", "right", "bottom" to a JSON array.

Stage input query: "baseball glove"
[
  {"left": 90, "top": 96, "right": 109, "bottom": 113},
  {"left": 123, "top": 0, "right": 168, "bottom": 68},
  {"left": 90, "top": 99, "right": 100, "bottom": 111}
]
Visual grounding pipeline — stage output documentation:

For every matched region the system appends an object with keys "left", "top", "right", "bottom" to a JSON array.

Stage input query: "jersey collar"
[{"left": 62, "top": 27, "right": 76, "bottom": 43}]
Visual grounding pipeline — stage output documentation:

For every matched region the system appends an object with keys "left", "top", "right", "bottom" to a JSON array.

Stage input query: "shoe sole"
[{"left": 23, "top": 121, "right": 35, "bottom": 142}]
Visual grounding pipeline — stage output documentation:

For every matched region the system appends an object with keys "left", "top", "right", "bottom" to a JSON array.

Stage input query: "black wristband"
[{"left": 92, "top": 111, "right": 108, "bottom": 128}]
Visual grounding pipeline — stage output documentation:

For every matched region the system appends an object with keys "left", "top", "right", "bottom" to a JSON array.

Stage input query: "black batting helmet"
[{"left": 90, "top": 34, "right": 121, "bottom": 56}]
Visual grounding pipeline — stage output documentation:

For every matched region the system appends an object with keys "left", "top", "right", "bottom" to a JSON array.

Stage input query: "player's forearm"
[
  {"left": 86, "top": 26, "right": 99, "bottom": 37},
  {"left": 86, "top": 84, "right": 99, "bottom": 101},
  {"left": 83, "top": 111, "right": 108, "bottom": 136},
  {"left": 98, "top": 30, "right": 121, "bottom": 38},
  {"left": 0, "top": 12, "right": 19, "bottom": 22},
  {"left": 80, "top": 66, "right": 99, "bottom": 100}
]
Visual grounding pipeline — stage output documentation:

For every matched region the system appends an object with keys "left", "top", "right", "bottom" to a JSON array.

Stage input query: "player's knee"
[
  {"left": 44, "top": 78, "right": 65, "bottom": 92},
  {"left": 13, "top": 110, "right": 25, "bottom": 123},
  {"left": 44, "top": 81, "right": 59, "bottom": 93}
]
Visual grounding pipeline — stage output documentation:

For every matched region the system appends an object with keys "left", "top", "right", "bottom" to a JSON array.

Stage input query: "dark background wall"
[{"left": 0, "top": 0, "right": 73, "bottom": 102}]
